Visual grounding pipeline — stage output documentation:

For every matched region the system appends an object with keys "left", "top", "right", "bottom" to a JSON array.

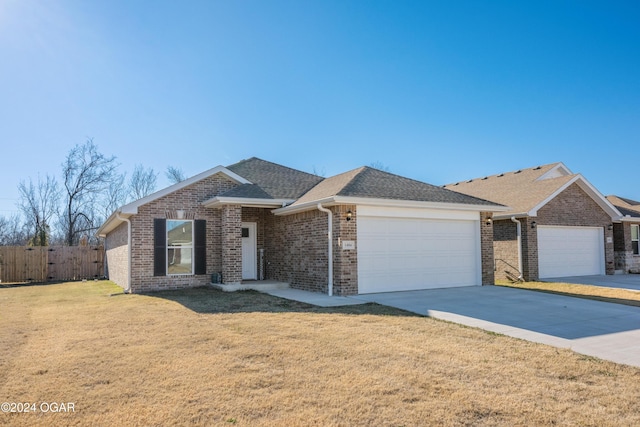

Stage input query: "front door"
[{"left": 241, "top": 222, "right": 257, "bottom": 280}]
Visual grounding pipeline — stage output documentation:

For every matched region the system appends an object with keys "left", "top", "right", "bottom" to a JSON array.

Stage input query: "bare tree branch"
[
  {"left": 165, "top": 166, "right": 186, "bottom": 184},
  {"left": 61, "top": 138, "right": 119, "bottom": 246},
  {"left": 17, "top": 174, "right": 60, "bottom": 246},
  {"left": 129, "top": 164, "right": 157, "bottom": 200}
]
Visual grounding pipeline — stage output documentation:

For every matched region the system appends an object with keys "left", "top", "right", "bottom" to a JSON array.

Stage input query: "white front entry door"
[{"left": 241, "top": 222, "right": 257, "bottom": 280}]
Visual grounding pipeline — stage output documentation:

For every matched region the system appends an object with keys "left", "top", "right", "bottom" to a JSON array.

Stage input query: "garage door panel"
[
  {"left": 357, "top": 216, "right": 480, "bottom": 293},
  {"left": 538, "top": 226, "right": 604, "bottom": 278}
]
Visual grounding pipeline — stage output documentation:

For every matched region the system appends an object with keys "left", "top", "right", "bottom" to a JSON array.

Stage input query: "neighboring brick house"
[
  {"left": 444, "top": 163, "right": 621, "bottom": 281},
  {"left": 606, "top": 195, "right": 640, "bottom": 274},
  {"left": 97, "top": 157, "right": 505, "bottom": 295}
]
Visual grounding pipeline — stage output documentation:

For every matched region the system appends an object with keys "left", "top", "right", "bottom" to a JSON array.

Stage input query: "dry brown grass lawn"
[
  {"left": 497, "top": 280, "right": 640, "bottom": 307},
  {"left": 1, "top": 281, "right": 640, "bottom": 426}
]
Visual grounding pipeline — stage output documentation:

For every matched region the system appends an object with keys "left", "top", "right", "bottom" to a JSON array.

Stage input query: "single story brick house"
[
  {"left": 606, "top": 195, "right": 640, "bottom": 273},
  {"left": 443, "top": 163, "right": 621, "bottom": 281},
  {"left": 97, "top": 157, "right": 506, "bottom": 294}
]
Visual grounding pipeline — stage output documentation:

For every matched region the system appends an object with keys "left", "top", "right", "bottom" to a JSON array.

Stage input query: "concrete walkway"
[
  {"left": 543, "top": 274, "right": 640, "bottom": 291},
  {"left": 263, "top": 288, "right": 367, "bottom": 307},
  {"left": 352, "top": 286, "right": 640, "bottom": 368}
]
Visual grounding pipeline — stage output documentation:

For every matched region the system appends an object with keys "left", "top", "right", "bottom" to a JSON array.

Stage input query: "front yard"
[{"left": 1, "top": 281, "right": 639, "bottom": 426}]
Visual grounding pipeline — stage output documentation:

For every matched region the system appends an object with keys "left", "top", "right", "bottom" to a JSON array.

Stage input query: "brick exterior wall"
[
  {"left": 221, "top": 204, "right": 242, "bottom": 284},
  {"left": 262, "top": 205, "right": 359, "bottom": 295},
  {"left": 332, "top": 205, "right": 358, "bottom": 295},
  {"left": 104, "top": 221, "right": 129, "bottom": 289},
  {"left": 492, "top": 182, "right": 615, "bottom": 281},
  {"left": 613, "top": 222, "right": 640, "bottom": 273},
  {"left": 108, "top": 173, "right": 239, "bottom": 293},
  {"left": 493, "top": 219, "right": 519, "bottom": 281},
  {"left": 263, "top": 209, "right": 330, "bottom": 292},
  {"left": 480, "top": 212, "right": 495, "bottom": 285}
]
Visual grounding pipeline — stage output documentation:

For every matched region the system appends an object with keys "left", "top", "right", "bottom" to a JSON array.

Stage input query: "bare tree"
[
  {"left": 0, "top": 214, "right": 28, "bottom": 246},
  {"left": 17, "top": 174, "right": 60, "bottom": 246},
  {"left": 129, "top": 164, "right": 157, "bottom": 200},
  {"left": 165, "top": 166, "right": 186, "bottom": 184},
  {"left": 103, "top": 172, "right": 128, "bottom": 220},
  {"left": 369, "top": 161, "right": 390, "bottom": 172},
  {"left": 61, "top": 138, "right": 119, "bottom": 246}
]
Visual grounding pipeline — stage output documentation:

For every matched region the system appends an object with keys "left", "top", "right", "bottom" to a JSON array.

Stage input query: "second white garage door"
[
  {"left": 357, "top": 207, "right": 481, "bottom": 294},
  {"left": 537, "top": 226, "right": 604, "bottom": 278}
]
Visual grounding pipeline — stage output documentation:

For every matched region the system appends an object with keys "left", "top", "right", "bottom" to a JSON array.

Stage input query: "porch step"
[{"left": 210, "top": 280, "right": 290, "bottom": 292}]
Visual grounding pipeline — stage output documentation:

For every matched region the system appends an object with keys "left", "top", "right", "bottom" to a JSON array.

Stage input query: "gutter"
[
  {"left": 115, "top": 211, "right": 132, "bottom": 294},
  {"left": 317, "top": 203, "right": 333, "bottom": 296},
  {"left": 511, "top": 216, "right": 524, "bottom": 281}
]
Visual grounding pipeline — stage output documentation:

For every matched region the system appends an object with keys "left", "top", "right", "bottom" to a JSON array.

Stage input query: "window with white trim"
[
  {"left": 632, "top": 224, "right": 639, "bottom": 255},
  {"left": 167, "top": 220, "right": 193, "bottom": 275}
]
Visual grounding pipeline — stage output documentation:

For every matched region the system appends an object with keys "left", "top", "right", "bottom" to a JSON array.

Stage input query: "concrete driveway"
[
  {"left": 543, "top": 274, "right": 640, "bottom": 291},
  {"left": 352, "top": 286, "right": 640, "bottom": 368}
]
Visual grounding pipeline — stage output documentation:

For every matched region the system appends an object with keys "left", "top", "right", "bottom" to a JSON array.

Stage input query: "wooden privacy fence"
[{"left": 0, "top": 246, "right": 104, "bottom": 283}]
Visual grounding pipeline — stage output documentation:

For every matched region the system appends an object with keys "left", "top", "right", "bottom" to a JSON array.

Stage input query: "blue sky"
[{"left": 1, "top": 0, "right": 638, "bottom": 216}]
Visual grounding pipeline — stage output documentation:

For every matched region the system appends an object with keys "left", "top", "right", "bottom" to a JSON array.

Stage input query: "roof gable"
[
  {"left": 226, "top": 157, "right": 323, "bottom": 199},
  {"left": 444, "top": 163, "right": 620, "bottom": 219},
  {"left": 97, "top": 165, "right": 249, "bottom": 236},
  {"left": 282, "top": 166, "right": 504, "bottom": 214},
  {"left": 120, "top": 165, "right": 249, "bottom": 214}
]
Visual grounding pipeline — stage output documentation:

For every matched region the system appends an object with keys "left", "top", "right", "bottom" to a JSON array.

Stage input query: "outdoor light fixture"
[
  {"left": 608, "top": 224, "right": 614, "bottom": 231},
  {"left": 485, "top": 217, "right": 492, "bottom": 225},
  {"left": 346, "top": 210, "right": 353, "bottom": 221},
  {"left": 531, "top": 221, "right": 537, "bottom": 229}
]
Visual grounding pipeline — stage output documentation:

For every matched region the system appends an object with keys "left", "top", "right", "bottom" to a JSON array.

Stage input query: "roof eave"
[
  {"left": 96, "top": 210, "right": 134, "bottom": 238},
  {"left": 203, "top": 197, "right": 294, "bottom": 209},
  {"left": 273, "top": 196, "right": 509, "bottom": 216},
  {"left": 528, "top": 175, "right": 622, "bottom": 220}
]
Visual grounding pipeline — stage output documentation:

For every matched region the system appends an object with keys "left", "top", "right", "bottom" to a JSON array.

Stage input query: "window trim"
[
  {"left": 167, "top": 219, "right": 194, "bottom": 276},
  {"left": 632, "top": 224, "right": 639, "bottom": 256}
]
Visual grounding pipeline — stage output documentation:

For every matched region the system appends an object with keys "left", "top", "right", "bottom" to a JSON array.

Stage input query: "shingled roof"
[
  {"left": 443, "top": 162, "right": 620, "bottom": 219},
  {"left": 606, "top": 195, "right": 640, "bottom": 218},
  {"left": 226, "top": 157, "right": 323, "bottom": 199},
  {"left": 290, "top": 166, "right": 500, "bottom": 207}
]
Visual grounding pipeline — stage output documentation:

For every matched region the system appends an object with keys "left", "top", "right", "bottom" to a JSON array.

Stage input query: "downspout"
[
  {"left": 115, "top": 212, "right": 132, "bottom": 293},
  {"left": 317, "top": 204, "right": 333, "bottom": 296},
  {"left": 511, "top": 216, "right": 523, "bottom": 280}
]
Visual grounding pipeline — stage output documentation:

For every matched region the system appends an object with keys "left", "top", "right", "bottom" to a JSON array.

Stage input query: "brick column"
[
  {"left": 521, "top": 218, "right": 539, "bottom": 281},
  {"left": 333, "top": 205, "right": 358, "bottom": 295},
  {"left": 480, "top": 212, "right": 495, "bottom": 285},
  {"left": 221, "top": 204, "right": 242, "bottom": 284}
]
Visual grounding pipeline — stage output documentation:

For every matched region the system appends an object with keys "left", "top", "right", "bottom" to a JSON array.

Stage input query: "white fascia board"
[
  {"left": 98, "top": 165, "right": 250, "bottom": 236},
  {"left": 619, "top": 215, "right": 640, "bottom": 223},
  {"left": 536, "top": 162, "right": 573, "bottom": 181},
  {"left": 121, "top": 165, "right": 250, "bottom": 214},
  {"left": 202, "top": 197, "right": 294, "bottom": 209},
  {"left": 272, "top": 196, "right": 509, "bottom": 216},
  {"left": 493, "top": 212, "right": 528, "bottom": 220},
  {"left": 528, "top": 175, "right": 623, "bottom": 220},
  {"left": 96, "top": 210, "right": 133, "bottom": 237}
]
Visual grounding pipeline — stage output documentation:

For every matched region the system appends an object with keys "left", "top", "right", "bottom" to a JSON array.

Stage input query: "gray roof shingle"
[
  {"left": 226, "top": 157, "right": 323, "bottom": 199},
  {"left": 606, "top": 195, "right": 640, "bottom": 218},
  {"left": 292, "top": 166, "right": 500, "bottom": 206}
]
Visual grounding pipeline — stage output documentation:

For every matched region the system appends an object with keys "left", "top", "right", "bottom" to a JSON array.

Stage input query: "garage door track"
[{"left": 353, "top": 286, "right": 640, "bottom": 368}]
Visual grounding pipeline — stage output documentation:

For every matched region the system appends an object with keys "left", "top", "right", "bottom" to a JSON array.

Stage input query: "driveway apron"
[{"left": 352, "top": 286, "right": 640, "bottom": 368}]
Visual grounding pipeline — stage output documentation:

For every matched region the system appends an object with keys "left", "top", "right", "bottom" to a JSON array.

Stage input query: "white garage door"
[
  {"left": 357, "top": 207, "right": 481, "bottom": 294},
  {"left": 538, "top": 226, "right": 604, "bottom": 278}
]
